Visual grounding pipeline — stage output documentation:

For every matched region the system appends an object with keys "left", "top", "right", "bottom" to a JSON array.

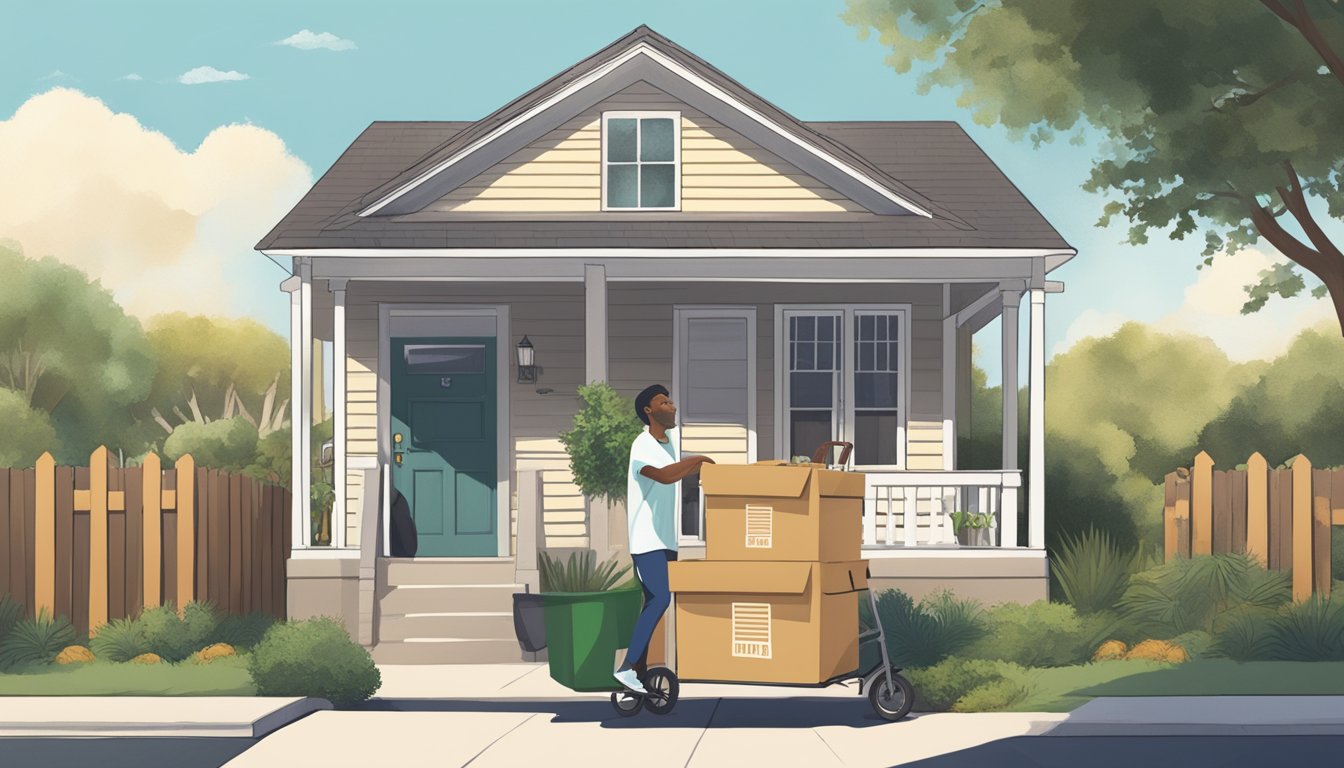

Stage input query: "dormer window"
[{"left": 602, "top": 112, "right": 680, "bottom": 210}]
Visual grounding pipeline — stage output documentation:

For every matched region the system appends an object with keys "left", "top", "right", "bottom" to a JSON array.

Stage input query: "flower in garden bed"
[
  {"left": 1092, "top": 640, "right": 1128, "bottom": 662},
  {"left": 55, "top": 645, "right": 95, "bottom": 665},
  {"left": 130, "top": 652, "right": 163, "bottom": 665},
  {"left": 192, "top": 643, "right": 237, "bottom": 663}
]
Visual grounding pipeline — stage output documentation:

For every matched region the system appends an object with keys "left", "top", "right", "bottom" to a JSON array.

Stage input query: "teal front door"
[{"left": 390, "top": 337, "right": 497, "bottom": 556}]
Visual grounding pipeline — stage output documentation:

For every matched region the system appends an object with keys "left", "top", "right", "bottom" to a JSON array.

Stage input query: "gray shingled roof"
[{"left": 255, "top": 118, "right": 1070, "bottom": 251}]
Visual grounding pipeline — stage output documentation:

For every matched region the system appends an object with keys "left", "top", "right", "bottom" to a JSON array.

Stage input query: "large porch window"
[{"left": 782, "top": 306, "right": 909, "bottom": 469}]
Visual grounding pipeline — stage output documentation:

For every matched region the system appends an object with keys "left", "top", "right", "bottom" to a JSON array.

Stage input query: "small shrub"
[
  {"left": 1092, "top": 640, "right": 1128, "bottom": 661},
  {"left": 55, "top": 645, "right": 95, "bottom": 665},
  {"left": 0, "top": 610, "right": 77, "bottom": 669},
  {"left": 192, "top": 643, "right": 237, "bottom": 663},
  {"left": 138, "top": 605, "right": 194, "bottom": 662},
  {"left": 1119, "top": 554, "right": 1290, "bottom": 639},
  {"left": 960, "top": 601, "right": 1091, "bottom": 667},
  {"left": 919, "top": 590, "right": 988, "bottom": 653},
  {"left": 1125, "top": 639, "right": 1188, "bottom": 663},
  {"left": 538, "top": 550, "right": 633, "bottom": 592},
  {"left": 1170, "top": 630, "right": 1216, "bottom": 659},
  {"left": 131, "top": 652, "right": 163, "bottom": 664},
  {"left": 212, "top": 613, "right": 279, "bottom": 650},
  {"left": 0, "top": 595, "right": 23, "bottom": 643},
  {"left": 182, "top": 601, "right": 221, "bottom": 652},
  {"left": 1267, "top": 595, "right": 1344, "bottom": 661},
  {"left": 906, "top": 657, "right": 1010, "bottom": 711},
  {"left": 1214, "top": 607, "right": 1279, "bottom": 661},
  {"left": 248, "top": 617, "right": 381, "bottom": 708},
  {"left": 90, "top": 617, "right": 148, "bottom": 662},
  {"left": 861, "top": 590, "right": 950, "bottom": 669},
  {"left": 1051, "top": 527, "right": 1134, "bottom": 613},
  {"left": 952, "top": 677, "right": 1032, "bottom": 712}
]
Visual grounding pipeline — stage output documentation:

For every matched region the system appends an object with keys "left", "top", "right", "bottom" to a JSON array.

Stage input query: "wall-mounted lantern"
[{"left": 516, "top": 335, "right": 541, "bottom": 384}]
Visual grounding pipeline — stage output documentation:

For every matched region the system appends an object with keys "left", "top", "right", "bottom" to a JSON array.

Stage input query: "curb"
[{"left": 0, "top": 697, "right": 332, "bottom": 738}]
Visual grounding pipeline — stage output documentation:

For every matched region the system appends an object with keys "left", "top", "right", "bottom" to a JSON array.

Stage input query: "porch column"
[
  {"left": 282, "top": 263, "right": 313, "bottom": 550},
  {"left": 584, "top": 264, "right": 610, "bottom": 555},
  {"left": 1028, "top": 285, "right": 1047, "bottom": 549},
  {"left": 941, "top": 285, "right": 955, "bottom": 470},
  {"left": 1000, "top": 288, "right": 1021, "bottom": 471},
  {"left": 331, "top": 279, "right": 349, "bottom": 548}
]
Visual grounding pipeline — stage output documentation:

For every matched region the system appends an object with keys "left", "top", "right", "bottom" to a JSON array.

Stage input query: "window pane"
[
  {"left": 856, "top": 372, "right": 898, "bottom": 408},
  {"left": 790, "top": 411, "right": 833, "bottom": 459},
  {"left": 796, "top": 342, "right": 815, "bottom": 370},
  {"left": 640, "top": 164, "right": 675, "bottom": 207},
  {"left": 607, "top": 119, "right": 636, "bottom": 162},
  {"left": 818, "top": 316, "right": 834, "bottom": 341},
  {"left": 876, "top": 316, "right": 887, "bottom": 342},
  {"left": 681, "top": 471, "right": 701, "bottom": 538},
  {"left": 607, "top": 164, "right": 637, "bottom": 208},
  {"left": 817, "top": 341, "right": 833, "bottom": 371},
  {"left": 790, "top": 372, "right": 832, "bottom": 407},
  {"left": 795, "top": 316, "right": 815, "bottom": 342},
  {"left": 890, "top": 316, "right": 900, "bottom": 341},
  {"left": 889, "top": 342, "right": 900, "bottom": 370},
  {"left": 855, "top": 412, "right": 899, "bottom": 465},
  {"left": 877, "top": 342, "right": 888, "bottom": 371},
  {"left": 640, "top": 118, "right": 675, "bottom": 162},
  {"left": 859, "top": 314, "right": 874, "bottom": 340},
  {"left": 859, "top": 341, "right": 874, "bottom": 372},
  {"left": 404, "top": 345, "right": 485, "bottom": 374}
]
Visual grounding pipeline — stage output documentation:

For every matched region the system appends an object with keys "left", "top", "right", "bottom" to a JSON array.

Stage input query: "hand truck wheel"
[
  {"left": 642, "top": 667, "right": 680, "bottom": 715},
  {"left": 610, "top": 688, "right": 644, "bottom": 717},
  {"left": 866, "top": 666, "right": 913, "bottom": 722}
]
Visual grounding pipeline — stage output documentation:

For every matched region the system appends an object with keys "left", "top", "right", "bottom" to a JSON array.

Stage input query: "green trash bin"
[{"left": 541, "top": 588, "right": 644, "bottom": 692}]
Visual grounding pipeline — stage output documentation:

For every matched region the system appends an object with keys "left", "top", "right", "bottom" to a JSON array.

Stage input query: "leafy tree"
[
  {"left": 0, "top": 246, "right": 156, "bottom": 464},
  {"left": 140, "top": 313, "right": 290, "bottom": 441},
  {"left": 844, "top": 0, "right": 1344, "bottom": 332},
  {"left": 0, "top": 388, "right": 58, "bottom": 467},
  {"left": 558, "top": 382, "right": 645, "bottom": 504}
]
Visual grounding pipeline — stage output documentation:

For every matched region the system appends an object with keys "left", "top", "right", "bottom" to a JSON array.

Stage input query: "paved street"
[
  {"left": 0, "top": 737, "right": 255, "bottom": 768},
  {"left": 902, "top": 735, "right": 1344, "bottom": 768}
]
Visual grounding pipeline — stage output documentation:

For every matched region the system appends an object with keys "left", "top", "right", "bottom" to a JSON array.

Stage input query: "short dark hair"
[{"left": 634, "top": 384, "right": 669, "bottom": 426}]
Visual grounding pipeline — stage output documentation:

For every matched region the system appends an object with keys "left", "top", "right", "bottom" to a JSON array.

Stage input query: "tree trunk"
[{"left": 1247, "top": 187, "right": 1344, "bottom": 336}]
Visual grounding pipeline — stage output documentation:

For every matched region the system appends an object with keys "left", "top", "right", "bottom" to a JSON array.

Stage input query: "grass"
[
  {"left": 0, "top": 655, "right": 255, "bottom": 696},
  {"left": 1004, "top": 659, "right": 1344, "bottom": 712}
]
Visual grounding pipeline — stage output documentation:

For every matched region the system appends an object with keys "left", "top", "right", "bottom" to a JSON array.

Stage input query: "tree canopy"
[{"left": 844, "top": 0, "right": 1344, "bottom": 330}]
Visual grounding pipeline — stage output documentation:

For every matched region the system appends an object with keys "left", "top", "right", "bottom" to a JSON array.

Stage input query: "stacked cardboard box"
[{"left": 668, "top": 461, "right": 868, "bottom": 684}]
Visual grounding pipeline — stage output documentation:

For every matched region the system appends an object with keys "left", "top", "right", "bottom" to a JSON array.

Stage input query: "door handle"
[{"left": 394, "top": 452, "right": 403, "bottom": 465}]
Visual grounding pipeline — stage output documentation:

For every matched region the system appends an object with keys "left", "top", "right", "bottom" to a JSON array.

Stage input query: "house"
[{"left": 256, "top": 26, "right": 1073, "bottom": 663}]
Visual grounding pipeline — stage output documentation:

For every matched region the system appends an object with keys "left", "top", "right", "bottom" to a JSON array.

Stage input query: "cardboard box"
[
  {"left": 668, "top": 559, "right": 868, "bottom": 685},
  {"left": 700, "top": 462, "right": 866, "bottom": 562}
]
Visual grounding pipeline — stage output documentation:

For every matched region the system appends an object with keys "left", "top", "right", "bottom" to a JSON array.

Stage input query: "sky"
[{"left": 1, "top": 0, "right": 1337, "bottom": 397}]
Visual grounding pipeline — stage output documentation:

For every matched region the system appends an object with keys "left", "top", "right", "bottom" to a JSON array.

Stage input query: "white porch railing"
[{"left": 863, "top": 471, "right": 1022, "bottom": 548}]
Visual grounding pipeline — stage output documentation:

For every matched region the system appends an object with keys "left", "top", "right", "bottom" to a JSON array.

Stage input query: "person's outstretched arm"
[{"left": 641, "top": 455, "right": 715, "bottom": 485}]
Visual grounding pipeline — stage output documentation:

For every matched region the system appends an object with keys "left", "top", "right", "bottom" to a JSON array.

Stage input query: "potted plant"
[
  {"left": 512, "top": 550, "right": 635, "bottom": 653},
  {"left": 948, "top": 510, "right": 996, "bottom": 547}
]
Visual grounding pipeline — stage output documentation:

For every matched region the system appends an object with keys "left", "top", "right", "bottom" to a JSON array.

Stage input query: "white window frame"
[
  {"left": 774, "top": 304, "right": 911, "bottom": 471},
  {"left": 672, "top": 306, "right": 757, "bottom": 544},
  {"left": 601, "top": 111, "right": 681, "bottom": 212}
]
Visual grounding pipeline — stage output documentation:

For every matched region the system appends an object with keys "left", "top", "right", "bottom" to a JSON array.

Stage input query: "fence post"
[
  {"left": 142, "top": 453, "right": 162, "bottom": 609},
  {"left": 175, "top": 454, "right": 196, "bottom": 614},
  {"left": 1246, "top": 453, "right": 1269, "bottom": 567},
  {"left": 88, "top": 446, "right": 110, "bottom": 632},
  {"left": 34, "top": 453, "right": 55, "bottom": 618},
  {"left": 1291, "top": 455, "right": 1314, "bottom": 602},
  {"left": 1314, "top": 468, "right": 1332, "bottom": 598},
  {"left": 1163, "top": 472, "right": 1178, "bottom": 561},
  {"left": 1192, "top": 452, "right": 1214, "bottom": 556}
]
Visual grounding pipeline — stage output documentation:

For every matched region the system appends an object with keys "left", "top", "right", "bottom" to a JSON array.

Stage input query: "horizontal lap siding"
[{"left": 426, "top": 83, "right": 862, "bottom": 215}]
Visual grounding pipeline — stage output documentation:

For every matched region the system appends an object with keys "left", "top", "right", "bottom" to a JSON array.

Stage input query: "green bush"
[
  {"left": 538, "top": 550, "right": 634, "bottom": 593},
  {"left": 1213, "top": 606, "right": 1279, "bottom": 661},
  {"left": 181, "top": 601, "right": 220, "bottom": 652},
  {"left": 918, "top": 590, "right": 987, "bottom": 651},
  {"left": 1050, "top": 527, "right": 1134, "bottom": 613},
  {"left": 1119, "top": 553, "right": 1290, "bottom": 639},
  {"left": 212, "top": 612, "right": 278, "bottom": 650},
  {"left": 163, "top": 417, "right": 260, "bottom": 472},
  {"left": 248, "top": 617, "right": 381, "bottom": 708},
  {"left": 951, "top": 677, "right": 1032, "bottom": 713},
  {"left": 861, "top": 590, "right": 954, "bottom": 669},
  {"left": 0, "top": 609, "right": 77, "bottom": 669},
  {"left": 138, "top": 605, "right": 194, "bottom": 662},
  {"left": 906, "top": 657, "right": 1016, "bottom": 711},
  {"left": 90, "top": 617, "right": 148, "bottom": 662},
  {"left": 558, "top": 382, "right": 645, "bottom": 504},
  {"left": 1170, "top": 630, "right": 1217, "bottom": 659},
  {"left": 0, "top": 388, "right": 58, "bottom": 468},
  {"left": 1267, "top": 595, "right": 1344, "bottom": 661},
  {"left": 960, "top": 601, "right": 1091, "bottom": 667},
  {"left": 0, "top": 595, "right": 23, "bottom": 644}
]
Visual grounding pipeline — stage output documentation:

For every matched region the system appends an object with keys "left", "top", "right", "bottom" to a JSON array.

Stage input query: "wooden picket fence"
[
  {"left": 1164, "top": 451, "right": 1344, "bottom": 601},
  {"left": 1, "top": 446, "right": 290, "bottom": 635}
]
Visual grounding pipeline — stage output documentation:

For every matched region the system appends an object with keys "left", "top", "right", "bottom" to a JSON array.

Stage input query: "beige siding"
[
  {"left": 335, "top": 281, "right": 955, "bottom": 549},
  {"left": 426, "top": 83, "right": 865, "bottom": 214}
]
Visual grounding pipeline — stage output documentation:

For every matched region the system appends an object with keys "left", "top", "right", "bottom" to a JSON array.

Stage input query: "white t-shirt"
[{"left": 626, "top": 429, "right": 680, "bottom": 554}]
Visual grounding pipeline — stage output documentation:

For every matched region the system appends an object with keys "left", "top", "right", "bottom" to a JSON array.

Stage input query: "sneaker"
[{"left": 613, "top": 668, "right": 647, "bottom": 695}]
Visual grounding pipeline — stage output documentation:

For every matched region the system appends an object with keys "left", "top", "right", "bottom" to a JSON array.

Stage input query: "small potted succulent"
[{"left": 948, "top": 510, "right": 996, "bottom": 547}]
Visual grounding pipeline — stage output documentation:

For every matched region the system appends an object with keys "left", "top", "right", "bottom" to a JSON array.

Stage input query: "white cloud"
[
  {"left": 178, "top": 66, "right": 249, "bottom": 85},
  {"left": 1054, "top": 309, "right": 1130, "bottom": 356},
  {"left": 0, "top": 88, "right": 311, "bottom": 324},
  {"left": 120, "top": 73, "right": 143, "bottom": 81},
  {"left": 275, "top": 29, "right": 357, "bottom": 51},
  {"left": 40, "top": 70, "right": 74, "bottom": 81},
  {"left": 1157, "top": 247, "right": 1334, "bottom": 361}
]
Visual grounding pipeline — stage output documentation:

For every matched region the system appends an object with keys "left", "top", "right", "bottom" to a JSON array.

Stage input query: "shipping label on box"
[
  {"left": 731, "top": 602, "right": 772, "bottom": 658},
  {"left": 744, "top": 505, "right": 773, "bottom": 548}
]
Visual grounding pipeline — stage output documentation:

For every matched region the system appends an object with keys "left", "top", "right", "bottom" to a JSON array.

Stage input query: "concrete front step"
[
  {"left": 378, "top": 584, "right": 523, "bottom": 616},
  {"left": 379, "top": 612, "right": 517, "bottom": 643},
  {"left": 372, "top": 639, "right": 529, "bottom": 665},
  {"left": 381, "top": 558, "right": 519, "bottom": 587}
]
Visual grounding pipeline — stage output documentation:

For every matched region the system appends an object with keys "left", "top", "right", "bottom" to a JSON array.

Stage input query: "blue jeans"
[{"left": 622, "top": 549, "right": 678, "bottom": 671}]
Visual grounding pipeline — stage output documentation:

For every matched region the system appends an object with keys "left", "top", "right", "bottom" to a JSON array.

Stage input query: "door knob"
[{"left": 394, "top": 452, "right": 403, "bottom": 465}]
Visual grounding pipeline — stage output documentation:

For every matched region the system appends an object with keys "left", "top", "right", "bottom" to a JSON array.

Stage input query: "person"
[{"left": 613, "top": 384, "right": 714, "bottom": 694}]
